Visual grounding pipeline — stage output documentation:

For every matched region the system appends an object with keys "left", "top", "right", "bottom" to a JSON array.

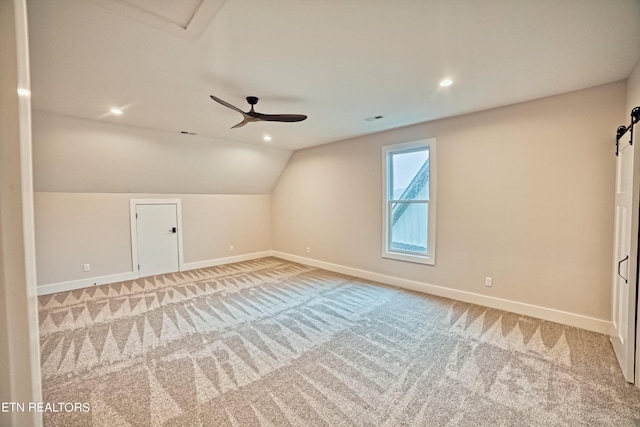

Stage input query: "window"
[{"left": 382, "top": 139, "right": 436, "bottom": 265}]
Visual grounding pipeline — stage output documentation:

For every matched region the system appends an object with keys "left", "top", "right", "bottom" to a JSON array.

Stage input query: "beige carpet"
[{"left": 39, "top": 257, "right": 640, "bottom": 426}]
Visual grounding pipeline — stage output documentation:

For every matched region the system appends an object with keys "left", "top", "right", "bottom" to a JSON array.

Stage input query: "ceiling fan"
[{"left": 210, "top": 95, "right": 307, "bottom": 129}]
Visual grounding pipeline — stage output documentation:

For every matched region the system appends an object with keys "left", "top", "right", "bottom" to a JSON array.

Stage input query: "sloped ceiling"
[
  {"left": 27, "top": 0, "right": 640, "bottom": 150},
  {"left": 31, "top": 110, "right": 292, "bottom": 194}
]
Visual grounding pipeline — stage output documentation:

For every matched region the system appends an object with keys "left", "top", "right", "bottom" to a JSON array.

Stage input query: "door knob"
[{"left": 170, "top": 227, "right": 177, "bottom": 233}]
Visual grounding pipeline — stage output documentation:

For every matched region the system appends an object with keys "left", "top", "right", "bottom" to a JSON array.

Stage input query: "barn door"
[{"left": 611, "top": 129, "right": 638, "bottom": 383}]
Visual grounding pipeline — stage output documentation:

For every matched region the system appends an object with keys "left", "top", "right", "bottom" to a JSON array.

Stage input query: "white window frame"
[{"left": 382, "top": 138, "right": 437, "bottom": 265}]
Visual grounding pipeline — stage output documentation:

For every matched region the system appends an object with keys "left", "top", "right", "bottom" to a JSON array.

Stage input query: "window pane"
[
  {"left": 392, "top": 149, "right": 429, "bottom": 200},
  {"left": 390, "top": 202, "right": 428, "bottom": 254},
  {"left": 382, "top": 139, "right": 435, "bottom": 265}
]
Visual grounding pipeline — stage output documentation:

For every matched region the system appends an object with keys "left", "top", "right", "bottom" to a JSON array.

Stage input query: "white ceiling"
[{"left": 27, "top": 0, "right": 640, "bottom": 150}]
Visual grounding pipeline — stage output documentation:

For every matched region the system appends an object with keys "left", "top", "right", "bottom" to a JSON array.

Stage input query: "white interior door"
[
  {"left": 136, "top": 203, "right": 180, "bottom": 278},
  {"left": 611, "top": 137, "right": 637, "bottom": 383}
]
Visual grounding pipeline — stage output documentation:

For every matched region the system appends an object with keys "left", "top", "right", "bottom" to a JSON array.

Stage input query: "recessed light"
[
  {"left": 263, "top": 135, "right": 272, "bottom": 142},
  {"left": 365, "top": 115, "right": 384, "bottom": 122},
  {"left": 17, "top": 88, "right": 30, "bottom": 97},
  {"left": 110, "top": 108, "right": 123, "bottom": 115},
  {"left": 180, "top": 131, "right": 196, "bottom": 135},
  {"left": 439, "top": 79, "right": 453, "bottom": 87}
]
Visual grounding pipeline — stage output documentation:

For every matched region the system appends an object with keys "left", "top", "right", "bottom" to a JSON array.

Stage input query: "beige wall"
[
  {"left": 35, "top": 192, "right": 271, "bottom": 286},
  {"left": 180, "top": 193, "right": 271, "bottom": 263},
  {"left": 32, "top": 110, "right": 292, "bottom": 194},
  {"left": 627, "top": 59, "right": 640, "bottom": 114},
  {"left": 272, "top": 82, "right": 625, "bottom": 322},
  {"left": 32, "top": 109, "right": 281, "bottom": 287}
]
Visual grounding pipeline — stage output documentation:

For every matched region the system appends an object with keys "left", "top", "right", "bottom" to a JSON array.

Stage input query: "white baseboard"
[
  {"left": 271, "top": 251, "right": 613, "bottom": 335},
  {"left": 180, "top": 251, "right": 272, "bottom": 271},
  {"left": 37, "top": 271, "right": 137, "bottom": 296},
  {"left": 37, "top": 250, "right": 613, "bottom": 335},
  {"left": 37, "top": 251, "right": 272, "bottom": 296}
]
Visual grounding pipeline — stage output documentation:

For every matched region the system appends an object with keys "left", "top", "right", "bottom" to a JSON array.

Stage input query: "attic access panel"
[{"left": 89, "top": 0, "right": 226, "bottom": 39}]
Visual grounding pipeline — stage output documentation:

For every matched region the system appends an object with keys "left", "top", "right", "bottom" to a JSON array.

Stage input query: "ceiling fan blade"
[
  {"left": 210, "top": 95, "right": 247, "bottom": 115},
  {"left": 252, "top": 113, "right": 307, "bottom": 123},
  {"left": 231, "top": 119, "right": 249, "bottom": 129},
  {"left": 212, "top": 95, "right": 307, "bottom": 128}
]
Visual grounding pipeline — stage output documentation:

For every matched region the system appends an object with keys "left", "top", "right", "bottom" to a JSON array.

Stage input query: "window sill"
[{"left": 382, "top": 251, "right": 435, "bottom": 265}]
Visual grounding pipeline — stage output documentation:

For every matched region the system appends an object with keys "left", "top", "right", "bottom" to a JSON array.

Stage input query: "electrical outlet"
[
  {"left": 485, "top": 277, "right": 493, "bottom": 287},
  {"left": 306, "top": 247, "right": 311, "bottom": 253},
  {"left": 83, "top": 264, "right": 91, "bottom": 272},
  {"left": 229, "top": 245, "right": 234, "bottom": 252}
]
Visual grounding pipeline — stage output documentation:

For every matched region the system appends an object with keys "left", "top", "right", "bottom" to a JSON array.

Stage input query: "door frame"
[
  {"left": 129, "top": 199, "right": 185, "bottom": 278},
  {"left": 632, "top": 122, "right": 640, "bottom": 387}
]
